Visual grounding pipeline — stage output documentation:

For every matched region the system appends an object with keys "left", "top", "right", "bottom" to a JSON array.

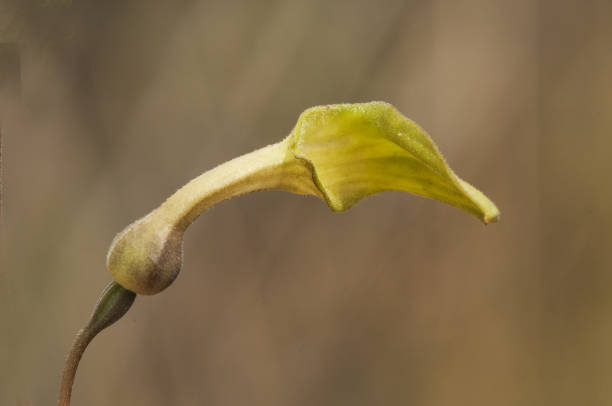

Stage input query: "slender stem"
[
  {"left": 58, "top": 282, "right": 136, "bottom": 406},
  {"left": 58, "top": 329, "right": 95, "bottom": 406}
]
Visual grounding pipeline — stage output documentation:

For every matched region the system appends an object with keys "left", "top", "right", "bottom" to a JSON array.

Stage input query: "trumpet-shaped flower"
[{"left": 107, "top": 101, "right": 499, "bottom": 295}]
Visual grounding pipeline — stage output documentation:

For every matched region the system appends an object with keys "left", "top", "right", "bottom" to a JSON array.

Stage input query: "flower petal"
[{"left": 290, "top": 102, "right": 499, "bottom": 223}]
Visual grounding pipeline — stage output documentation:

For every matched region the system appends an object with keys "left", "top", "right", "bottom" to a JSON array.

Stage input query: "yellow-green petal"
[{"left": 289, "top": 101, "right": 499, "bottom": 223}]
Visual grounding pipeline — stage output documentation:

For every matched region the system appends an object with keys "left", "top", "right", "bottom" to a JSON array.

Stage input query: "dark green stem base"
[{"left": 58, "top": 281, "right": 136, "bottom": 406}]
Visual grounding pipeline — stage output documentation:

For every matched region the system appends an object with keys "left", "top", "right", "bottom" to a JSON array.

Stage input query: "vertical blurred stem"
[{"left": 58, "top": 281, "right": 136, "bottom": 406}]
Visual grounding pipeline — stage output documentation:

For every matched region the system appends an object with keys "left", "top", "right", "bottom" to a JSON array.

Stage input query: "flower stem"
[
  {"left": 58, "top": 281, "right": 136, "bottom": 406},
  {"left": 58, "top": 328, "right": 95, "bottom": 406}
]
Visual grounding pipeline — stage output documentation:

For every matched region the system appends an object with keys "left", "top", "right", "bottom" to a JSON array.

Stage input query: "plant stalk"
[{"left": 58, "top": 281, "right": 136, "bottom": 406}]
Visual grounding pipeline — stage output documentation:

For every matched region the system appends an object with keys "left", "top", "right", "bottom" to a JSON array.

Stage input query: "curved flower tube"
[{"left": 107, "top": 101, "right": 499, "bottom": 296}]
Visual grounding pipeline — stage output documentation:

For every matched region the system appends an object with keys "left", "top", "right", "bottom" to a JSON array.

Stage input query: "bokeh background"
[{"left": 1, "top": 0, "right": 610, "bottom": 405}]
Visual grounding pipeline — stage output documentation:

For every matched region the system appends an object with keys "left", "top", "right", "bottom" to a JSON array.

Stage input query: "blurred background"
[{"left": 1, "top": 0, "right": 610, "bottom": 405}]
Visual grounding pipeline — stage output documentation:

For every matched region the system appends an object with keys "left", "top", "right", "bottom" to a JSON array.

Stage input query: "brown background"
[{"left": 1, "top": 0, "right": 610, "bottom": 405}]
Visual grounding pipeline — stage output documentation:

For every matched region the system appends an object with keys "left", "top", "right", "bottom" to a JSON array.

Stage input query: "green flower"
[{"left": 107, "top": 101, "right": 499, "bottom": 295}]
